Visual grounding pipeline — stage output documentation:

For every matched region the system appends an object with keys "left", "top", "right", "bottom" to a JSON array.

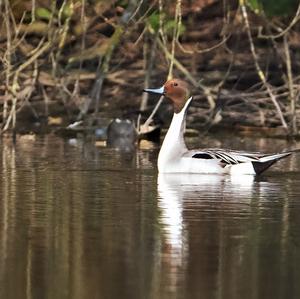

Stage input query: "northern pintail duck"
[{"left": 144, "top": 79, "right": 297, "bottom": 175}]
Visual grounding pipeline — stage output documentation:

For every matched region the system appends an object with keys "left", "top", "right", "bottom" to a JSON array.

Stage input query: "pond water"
[{"left": 0, "top": 134, "right": 300, "bottom": 299}]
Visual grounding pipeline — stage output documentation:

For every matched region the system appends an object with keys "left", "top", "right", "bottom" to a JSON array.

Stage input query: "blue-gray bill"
[{"left": 143, "top": 86, "right": 165, "bottom": 95}]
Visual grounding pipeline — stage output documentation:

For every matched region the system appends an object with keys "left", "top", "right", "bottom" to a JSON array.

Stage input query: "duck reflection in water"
[{"left": 156, "top": 173, "right": 278, "bottom": 295}]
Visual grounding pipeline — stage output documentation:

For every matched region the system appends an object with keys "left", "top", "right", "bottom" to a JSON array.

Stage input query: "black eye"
[{"left": 174, "top": 83, "right": 178, "bottom": 86}]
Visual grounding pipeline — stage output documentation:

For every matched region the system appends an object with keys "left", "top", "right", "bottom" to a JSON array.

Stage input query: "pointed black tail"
[{"left": 252, "top": 150, "right": 296, "bottom": 175}]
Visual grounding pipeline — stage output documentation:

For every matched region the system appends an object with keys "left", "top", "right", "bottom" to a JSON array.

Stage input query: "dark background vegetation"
[{"left": 0, "top": 0, "right": 300, "bottom": 135}]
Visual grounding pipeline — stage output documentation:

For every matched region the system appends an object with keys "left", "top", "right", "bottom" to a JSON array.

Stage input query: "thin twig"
[
  {"left": 142, "top": 96, "right": 164, "bottom": 128},
  {"left": 167, "top": 0, "right": 181, "bottom": 79},
  {"left": 283, "top": 34, "right": 297, "bottom": 134},
  {"left": 157, "top": 38, "right": 216, "bottom": 109},
  {"left": 258, "top": 3, "right": 300, "bottom": 39},
  {"left": 240, "top": 1, "right": 288, "bottom": 130},
  {"left": 3, "top": 0, "right": 12, "bottom": 123}
]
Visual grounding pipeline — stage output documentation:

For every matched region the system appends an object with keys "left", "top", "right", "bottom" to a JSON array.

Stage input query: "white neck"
[{"left": 158, "top": 97, "right": 193, "bottom": 171}]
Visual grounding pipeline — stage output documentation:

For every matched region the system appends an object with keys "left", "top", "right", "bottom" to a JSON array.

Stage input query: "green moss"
[{"left": 247, "top": 0, "right": 299, "bottom": 16}]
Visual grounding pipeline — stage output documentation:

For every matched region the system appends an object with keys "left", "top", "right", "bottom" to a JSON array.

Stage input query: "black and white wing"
[
  {"left": 183, "top": 148, "right": 293, "bottom": 174},
  {"left": 184, "top": 148, "right": 263, "bottom": 164}
]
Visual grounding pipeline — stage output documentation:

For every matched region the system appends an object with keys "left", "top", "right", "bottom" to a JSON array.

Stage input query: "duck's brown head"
[{"left": 143, "top": 78, "right": 190, "bottom": 113}]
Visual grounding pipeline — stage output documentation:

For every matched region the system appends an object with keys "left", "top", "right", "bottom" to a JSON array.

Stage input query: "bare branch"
[{"left": 240, "top": 1, "right": 288, "bottom": 130}]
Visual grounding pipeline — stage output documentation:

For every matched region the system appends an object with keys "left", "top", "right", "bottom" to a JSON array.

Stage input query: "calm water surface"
[{"left": 0, "top": 134, "right": 300, "bottom": 299}]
